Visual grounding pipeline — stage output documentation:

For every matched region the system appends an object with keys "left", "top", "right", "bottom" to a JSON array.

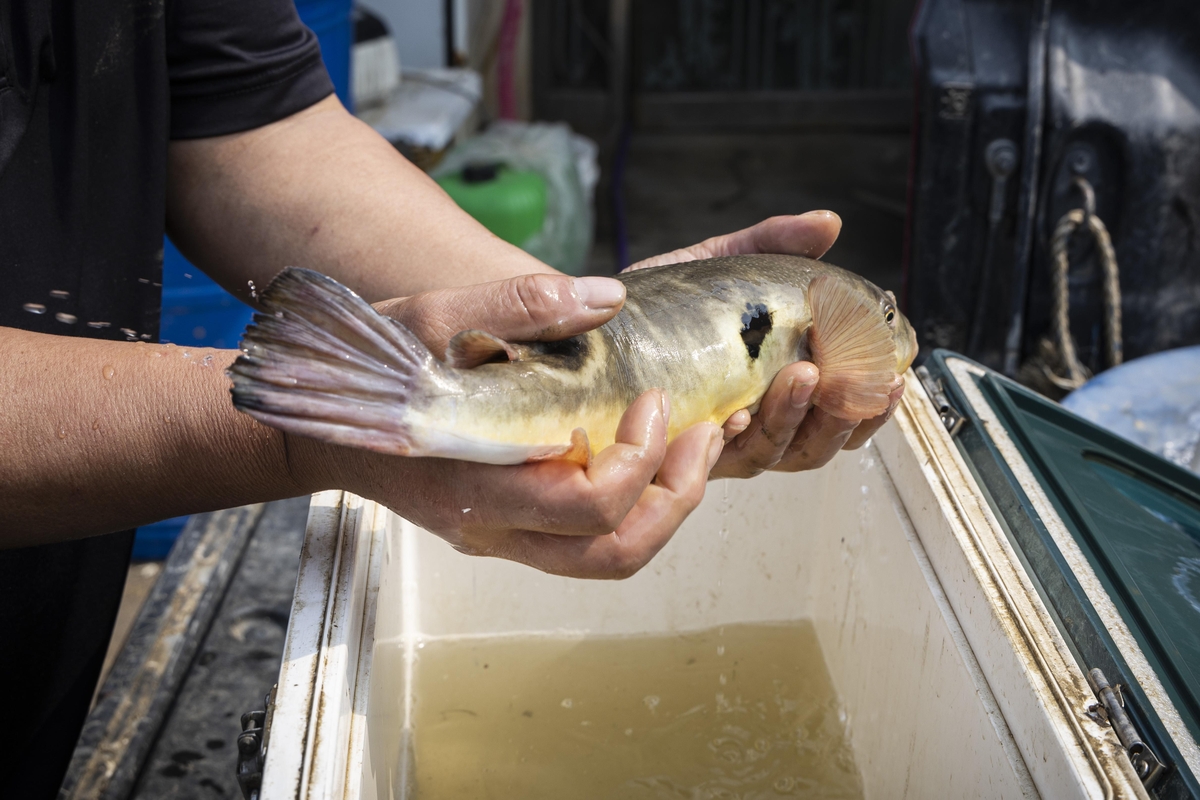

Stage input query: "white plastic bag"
[{"left": 432, "top": 121, "right": 597, "bottom": 275}]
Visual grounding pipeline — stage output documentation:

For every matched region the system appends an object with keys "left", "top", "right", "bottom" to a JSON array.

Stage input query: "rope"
[{"left": 1044, "top": 178, "right": 1123, "bottom": 390}]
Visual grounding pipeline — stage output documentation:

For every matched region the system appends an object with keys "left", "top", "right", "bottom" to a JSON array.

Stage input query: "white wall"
[{"left": 359, "top": 0, "right": 446, "bottom": 70}]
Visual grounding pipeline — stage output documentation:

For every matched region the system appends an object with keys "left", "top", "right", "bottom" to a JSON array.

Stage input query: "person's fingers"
[
  {"left": 772, "top": 406, "right": 859, "bottom": 472},
  {"left": 843, "top": 377, "right": 906, "bottom": 450},
  {"left": 624, "top": 211, "right": 843, "bottom": 271},
  {"left": 614, "top": 421, "right": 721, "bottom": 550},
  {"left": 431, "top": 390, "right": 670, "bottom": 539},
  {"left": 709, "top": 362, "right": 819, "bottom": 479},
  {"left": 722, "top": 409, "right": 752, "bottom": 441},
  {"left": 373, "top": 273, "right": 626, "bottom": 355},
  {"left": 490, "top": 422, "right": 722, "bottom": 579}
]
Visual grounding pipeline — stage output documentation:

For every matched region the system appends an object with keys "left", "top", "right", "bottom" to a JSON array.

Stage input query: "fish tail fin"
[
  {"left": 808, "top": 275, "right": 897, "bottom": 420},
  {"left": 229, "top": 267, "right": 452, "bottom": 456}
]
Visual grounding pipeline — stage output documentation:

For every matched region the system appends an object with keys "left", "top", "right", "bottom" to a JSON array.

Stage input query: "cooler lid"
[{"left": 922, "top": 350, "right": 1200, "bottom": 799}]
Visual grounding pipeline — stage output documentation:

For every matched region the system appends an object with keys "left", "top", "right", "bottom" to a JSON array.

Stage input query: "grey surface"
[
  {"left": 589, "top": 132, "right": 910, "bottom": 294},
  {"left": 130, "top": 497, "right": 309, "bottom": 799}
]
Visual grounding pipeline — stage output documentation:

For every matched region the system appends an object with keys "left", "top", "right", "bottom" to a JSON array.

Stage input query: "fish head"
[
  {"left": 809, "top": 276, "right": 918, "bottom": 372},
  {"left": 879, "top": 289, "right": 919, "bottom": 373}
]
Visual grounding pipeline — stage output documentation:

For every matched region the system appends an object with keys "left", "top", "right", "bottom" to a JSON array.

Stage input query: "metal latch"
[
  {"left": 1087, "top": 668, "right": 1166, "bottom": 789},
  {"left": 915, "top": 365, "right": 965, "bottom": 436},
  {"left": 237, "top": 686, "right": 277, "bottom": 800}
]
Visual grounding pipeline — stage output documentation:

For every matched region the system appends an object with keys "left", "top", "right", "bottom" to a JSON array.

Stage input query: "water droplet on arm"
[
  {"left": 57, "top": 427, "right": 68, "bottom": 440},
  {"left": 102, "top": 365, "right": 115, "bottom": 380}
]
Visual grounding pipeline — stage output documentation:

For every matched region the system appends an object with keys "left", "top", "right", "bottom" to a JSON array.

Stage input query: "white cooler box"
[{"left": 255, "top": 358, "right": 1200, "bottom": 799}]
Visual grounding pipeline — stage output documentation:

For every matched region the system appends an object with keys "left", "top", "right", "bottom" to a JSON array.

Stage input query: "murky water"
[{"left": 407, "top": 621, "right": 861, "bottom": 799}]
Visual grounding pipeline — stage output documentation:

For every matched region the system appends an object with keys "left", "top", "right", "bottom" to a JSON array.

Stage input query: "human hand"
[
  {"left": 625, "top": 212, "right": 907, "bottom": 478},
  {"left": 296, "top": 273, "right": 723, "bottom": 579}
]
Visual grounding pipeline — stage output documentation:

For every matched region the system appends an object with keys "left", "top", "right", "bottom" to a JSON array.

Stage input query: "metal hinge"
[
  {"left": 237, "top": 685, "right": 277, "bottom": 800},
  {"left": 1087, "top": 668, "right": 1166, "bottom": 789},
  {"left": 915, "top": 365, "right": 965, "bottom": 436}
]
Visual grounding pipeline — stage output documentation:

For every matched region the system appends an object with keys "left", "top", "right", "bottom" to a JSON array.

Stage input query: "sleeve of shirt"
[{"left": 166, "top": 0, "right": 336, "bottom": 139}]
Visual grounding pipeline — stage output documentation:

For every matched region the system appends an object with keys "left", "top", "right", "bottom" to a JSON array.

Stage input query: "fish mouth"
[{"left": 895, "top": 319, "right": 919, "bottom": 373}]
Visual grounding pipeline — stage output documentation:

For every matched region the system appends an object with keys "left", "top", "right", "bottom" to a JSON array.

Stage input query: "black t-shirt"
[
  {"left": 0, "top": 0, "right": 333, "bottom": 335},
  {"left": 0, "top": 1, "right": 333, "bottom": 796}
]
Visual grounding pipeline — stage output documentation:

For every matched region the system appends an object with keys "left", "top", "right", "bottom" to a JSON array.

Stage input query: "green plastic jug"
[{"left": 437, "top": 162, "right": 548, "bottom": 247}]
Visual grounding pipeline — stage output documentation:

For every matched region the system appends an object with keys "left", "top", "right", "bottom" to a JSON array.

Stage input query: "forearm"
[
  {"left": 0, "top": 328, "right": 308, "bottom": 546},
  {"left": 166, "top": 95, "right": 555, "bottom": 304}
]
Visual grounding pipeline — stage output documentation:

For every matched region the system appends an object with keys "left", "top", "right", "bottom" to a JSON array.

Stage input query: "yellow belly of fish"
[{"left": 429, "top": 383, "right": 765, "bottom": 458}]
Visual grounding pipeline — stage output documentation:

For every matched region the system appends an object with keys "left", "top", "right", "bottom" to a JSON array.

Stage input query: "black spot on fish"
[
  {"left": 534, "top": 334, "right": 590, "bottom": 369},
  {"left": 740, "top": 303, "right": 772, "bottom": 359}
]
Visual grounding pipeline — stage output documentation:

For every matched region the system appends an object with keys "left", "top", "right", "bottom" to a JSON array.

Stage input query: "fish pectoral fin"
[
  {"left": 445, "top": 329, "right": 524, "bottom": 368},
  {"left": 807, "top": 274, "right": 897, "bottom": 420},
  {"left": 562, "top": 428, "right": 592, "bottom": 467},
  {"left": 525, "top": 428, "right": 592, "bottom": 468}
]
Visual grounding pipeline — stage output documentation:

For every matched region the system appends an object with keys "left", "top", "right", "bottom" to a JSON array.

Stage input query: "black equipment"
[{"left": 907, "top": 0, "right": 1200, "bottom": 385}]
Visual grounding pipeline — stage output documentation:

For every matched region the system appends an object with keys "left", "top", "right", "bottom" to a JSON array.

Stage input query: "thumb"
[
  {"left": 625, "top": 211, "right": 843, "bottom": 271},
  {"left": 375, "top": 273, "right": 626, "bottom": 354}
]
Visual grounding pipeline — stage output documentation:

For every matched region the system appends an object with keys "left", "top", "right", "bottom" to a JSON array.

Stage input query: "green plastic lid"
[
  {"left": 437, "top": 162, "right": 547, "bottom": 247},
  {"left": 928, "top": 351, "right": 1200, "bottom": 798}
]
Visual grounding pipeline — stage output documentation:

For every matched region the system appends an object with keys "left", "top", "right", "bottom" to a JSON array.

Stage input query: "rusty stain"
[
  {"left": 308, "top": 498, "right": 368, "bottom": 799},
  {"left": 932, "top": 362, "right": 1167, "bottom": 797},
  {"left": 948, "top": 358, "right": 1200, "bottom": 781},
  {"left": 897, "top": 381, "right": 1134, "bottom": 798}
]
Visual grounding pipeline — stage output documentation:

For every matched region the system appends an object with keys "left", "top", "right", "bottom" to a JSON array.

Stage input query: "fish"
[{"left": 228, "top": 255, "right": 918, "bottom": 466}]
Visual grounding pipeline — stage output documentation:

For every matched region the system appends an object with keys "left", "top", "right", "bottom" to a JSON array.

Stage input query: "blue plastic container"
[
  {"left": 132, "top": 515, "right": 191, "bottom": 560},
  {"left": 296, "top": 0, "right": 354, "bottom": 110},
  {"left": 1062, "top": 346, "right": 1200, "bottom": 473},
  {"left": 135, "top": 0, "right": 353, "bottom": 559},
  {"left": 159, "top": 238, "right": 256, "bottom": 349}
]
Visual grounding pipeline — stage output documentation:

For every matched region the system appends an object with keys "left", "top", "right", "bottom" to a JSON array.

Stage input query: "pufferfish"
[{"left": 228, "top": 254, "right": 918, "bottom": 465}]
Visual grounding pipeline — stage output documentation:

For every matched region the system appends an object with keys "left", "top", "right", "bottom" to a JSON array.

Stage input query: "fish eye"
[{"left": 884, "top": 306, "right": 896, "bottom": 325}]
